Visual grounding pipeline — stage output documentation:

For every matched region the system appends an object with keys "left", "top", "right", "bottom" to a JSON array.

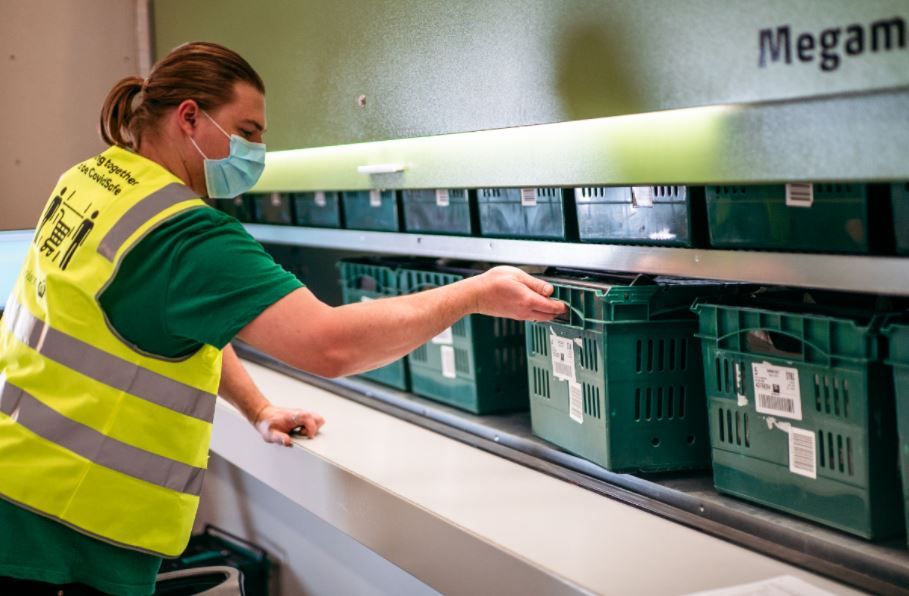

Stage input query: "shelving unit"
[{"left": 235, "top": 343, "right": 909, "bottom": 594}]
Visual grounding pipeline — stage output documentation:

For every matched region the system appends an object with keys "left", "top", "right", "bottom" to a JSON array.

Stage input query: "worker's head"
[{"left": 99, "top": 41, "right": 266, "bottom": 197}]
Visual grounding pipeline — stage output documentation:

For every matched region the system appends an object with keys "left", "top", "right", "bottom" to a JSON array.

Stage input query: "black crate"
[{"left": 158, "top": 525, "right": 271, "bottom": 596}]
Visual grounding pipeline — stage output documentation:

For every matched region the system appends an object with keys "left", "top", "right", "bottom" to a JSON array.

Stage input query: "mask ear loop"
[
  {"left": 188, "top": 135, "right": 209, "bottom": 160},
  {"left": 202, "top": 110, "right": 231, "bottom": 138}
]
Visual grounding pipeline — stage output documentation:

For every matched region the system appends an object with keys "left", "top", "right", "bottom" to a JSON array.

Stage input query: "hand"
[
  {"left": 253, "top": 404, "right": 326, "bottom": 446},
  {"left": 466, "top": 266, "right": 567, "bottom": 322}
]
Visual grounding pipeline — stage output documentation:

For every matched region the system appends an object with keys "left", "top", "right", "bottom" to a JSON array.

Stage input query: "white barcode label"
[
  {"left": 435, "top": 189, "right": 450, "bottom": 207},
  {"left": 369, "top": 190, "right": 382, "bottom": 207},
  {"left": 631, "top": 186, "right": 654, "bottom": 208},
  {"left": 360, "top": 296, "right": 374, "bottom": 303},
  {"left": 431, "top": 327, "right": 454, "bottom": 345},
  {"left": 440, "top": 345, "right": 456, "bottom": 379},
  {"left": 314, "top": 191, "right": 327, "bottom": 207},
  {"left": 788, "top": 426, "right": 817, "bottom": 479},
  {"left": 785, "top": 183, "right": 814, "bottom": 208},
  {"left": 569, "top": 382, "right": 583, "bottom": 424},
  {"left": 752, "top": 362, "right": 802, "bottom": 420},
  {"left": 550, "top": 330, "right": 576, "bottom": 383},
  {"left": 520, "top": 188, "right": 538, "bottom": 207}
]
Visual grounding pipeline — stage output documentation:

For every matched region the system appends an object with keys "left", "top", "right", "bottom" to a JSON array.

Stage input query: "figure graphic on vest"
[
  {"left": 38, "top": 209, "right": 73, "bottom": 260},
  {"left": 33, "top": 187, "right": 67, "bottom": 245},
  {"left": 59, "top": 210, "right": 98, "bottom": 271}
]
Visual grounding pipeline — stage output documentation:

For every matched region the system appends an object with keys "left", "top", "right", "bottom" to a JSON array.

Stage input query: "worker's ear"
[{"left": 174, "top": 99, "right": 202, "bottom": 137}]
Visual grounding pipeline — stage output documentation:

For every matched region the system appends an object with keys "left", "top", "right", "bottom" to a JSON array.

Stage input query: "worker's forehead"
[{"left": 220, "top": 82, "right": 266, "bottom": 129}]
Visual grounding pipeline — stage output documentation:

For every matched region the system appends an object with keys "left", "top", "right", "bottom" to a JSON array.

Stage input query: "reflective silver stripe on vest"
[
  {"left": 0, "top": 381, "right": 204, "bottom": 496},
  {"left": 2, "top": 299, "right": 216, "bottom": 422},
  {"left": 98, "top": 182, "right": 199, "bottom": 261}
]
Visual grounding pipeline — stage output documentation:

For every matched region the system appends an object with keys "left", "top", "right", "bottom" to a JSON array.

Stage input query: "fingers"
[
  {"left": 516, "top": 270, "right": 554, "bottom": 297},
  {"left": 290, "top": 410, "right": 325, "bottom": 439}
]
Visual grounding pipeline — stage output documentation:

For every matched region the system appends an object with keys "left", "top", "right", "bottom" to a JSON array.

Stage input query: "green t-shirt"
[{"left": 0, "top": 207, "right": 302, "bottom": 594}]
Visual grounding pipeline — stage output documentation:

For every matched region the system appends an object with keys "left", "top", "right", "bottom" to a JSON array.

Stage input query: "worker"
[{"left": 0, "top": 42, "right": 565, "bottom": 594}]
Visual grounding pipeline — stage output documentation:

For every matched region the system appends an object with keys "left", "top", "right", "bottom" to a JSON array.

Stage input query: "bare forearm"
[
  {"left": 322, "top": 278, "right": 479, "bottom": 375},
  {"left": 218, "top": 344, "right": 270, "bottom": 423},
  {"left": 238, "top": 266, "right": 563, "bottom": 379}
]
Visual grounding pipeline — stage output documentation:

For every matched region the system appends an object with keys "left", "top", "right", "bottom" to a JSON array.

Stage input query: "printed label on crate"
[
  {"left": 432, "top": 327, "right": 454, "bottom": 345},
  {"left": 360, "top": 296, "right": 374, "bottom": 302},
  {"left": 436, "top": 189, "right": 450, "bottom": 207},
  {"left": 752, "top": 362, "right": 802, "bottom": 420},
  {"left": 314, "top": 191, "right": 327, "bottom": 207},
  {"left": 569, "top": 381, "right": 583, "bottom": 424},
  {"left": 785, "top": 183, "right": 814, "bottom": 208},
  {"left": 370, "top": 190, "right": 382, "bottom": 207},
  {"left": 520, "top": 188, "right": 538, "bottom": 207},
  {"left": 549, "top": 329, "right": 576, "bottom": 383},
  {"left": 440, "top": 345, "right": 456, "bottom": 379},
  {"left": 788, "top": 426, "right": 818, "bottom": 479},
  {"left": 631, "top": 186, "right": 654, "bottom": 208}
]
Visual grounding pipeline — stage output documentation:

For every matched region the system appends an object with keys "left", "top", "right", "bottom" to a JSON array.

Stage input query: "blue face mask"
[{"left": 189, "top": 110, "right": 266, "bottom": 199}]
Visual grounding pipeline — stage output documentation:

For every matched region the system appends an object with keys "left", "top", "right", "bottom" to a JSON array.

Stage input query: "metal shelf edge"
[{"left": 245, "top": 224, "right": 909, "bottom": 296}]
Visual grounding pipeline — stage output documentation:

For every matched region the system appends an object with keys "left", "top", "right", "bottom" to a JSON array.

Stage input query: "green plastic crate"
[
  {"left": 892, "top": 182, "right": 909, "bottom": 255},
  {"left": 213, "top": 196, "right": 254, "bottom": 223},
  {"left": 694, "top": 295, "right": 904, "bottom": 539},
  {"left": 705, "top": 183, "right": 882, "bottom": 254},
  {"left": 158, "top": 525, "right": 271, "bottom": 596},
  {"left": 249, "top": 192, "right": 294, "bottom": 225},
  {"left": 526, "top": 271, "right": 730, "bottom": 473},
  {"left": 341, "top": 190, "right": 401, "bottom": 232},
  {"left": 291, "top": 191, "right": 343, "bottom": 228},
  {"left": 884, "top": 321, "right": 909, "bottom": 544},
  {"left": 575, "top": 186, "right": 706, "bottom": 247},
  {"left": 477, "top": 187, "right": 575, "bottom": 240},
  {"left": 402, "top": 189, "right": 475, "bottom": 236},
  {"left": 401, "top": 263, "right": 527, "bottom": 414},
  {"left": 338, "top": 258, "right": 410, "bottom": 390}
]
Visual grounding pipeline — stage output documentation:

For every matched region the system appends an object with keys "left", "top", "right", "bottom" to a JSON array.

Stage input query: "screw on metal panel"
[{"left": 357, "top": 94, "right": 367, "bottom": 108}]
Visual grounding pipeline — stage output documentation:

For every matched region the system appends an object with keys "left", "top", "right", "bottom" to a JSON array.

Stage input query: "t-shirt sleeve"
[{"left": 164, "top": 214, "right": 304, "bottom": 349}]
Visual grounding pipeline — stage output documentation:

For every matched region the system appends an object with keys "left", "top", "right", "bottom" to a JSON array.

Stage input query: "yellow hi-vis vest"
[{"left": 0, "top": 145, "right": 223, "bottom": 557}]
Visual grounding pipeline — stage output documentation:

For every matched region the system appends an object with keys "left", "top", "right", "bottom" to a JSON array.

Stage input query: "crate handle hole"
[
  {"left": 686, "top": 435, "right": 696, "bottom": 446},
  {"left": 745, "top": 330, "right": 803, "bottom": 359},
  {"left": 651, "top": 437, "right": 661, "bottom": 447}
]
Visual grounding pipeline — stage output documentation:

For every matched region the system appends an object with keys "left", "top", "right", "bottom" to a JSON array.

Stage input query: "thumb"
[
  {"left": 521, "top": 272, "right": 554, "bottom": 297},
  {"left": 258, "top": 422, "right": 293, "bottom": 447}
]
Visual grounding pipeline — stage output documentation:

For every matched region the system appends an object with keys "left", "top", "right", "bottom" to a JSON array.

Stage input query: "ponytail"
[
  {"left": 97, "top": 42, "right": 265, "bottom": 151},
  {"left": 99, "top": 75, "right": 145, "bottom": 149}
]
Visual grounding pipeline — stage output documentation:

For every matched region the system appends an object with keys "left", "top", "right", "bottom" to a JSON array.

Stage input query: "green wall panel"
[{"left": 153, "top": 0, "right": 909, "bottom": 151}]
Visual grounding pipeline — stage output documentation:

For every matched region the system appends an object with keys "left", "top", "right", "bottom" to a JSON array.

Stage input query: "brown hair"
[{"left": 99, "top": 41, "right": 265, "bottom": 149}]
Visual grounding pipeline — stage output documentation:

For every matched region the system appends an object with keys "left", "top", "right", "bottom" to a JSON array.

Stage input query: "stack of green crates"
[
  {"left": 342, "top": 190, "right": 401, "bottom": 232},
  {"left": 892, "top": 182, "right": 909, "bottom": 255},
  {"left": 575, "top": 186, "right": 705, "bottom": 247},
  {"left": 400, "top": 262, "right": 527, "bottom": 414},
  {"left": 694, "top": 293, "right": 904, "bottom": 539},
  {"left": 337, "top": 257, "right": 411, "bottom": 390},
  {"left": 291, "top": 191, "right": 343, "bottom": 228},
  {"left": 705, "top": 183, "right": 884, "bottom": 253},
  {"left": 213, "top": 196, "right": 254, "bottom": 223},
  {"left": 248, "top": 192, "right": 293, "bottom": 225},
  {"left": 884, "top": 321, "right": 909, "bottom": 543},
  {"left": 477, "top": 187, "right": 575, "bottom": 240},
  {"left": 401, "top": 189, "right": 475, "bottom": 236},
  {"left": 526, "top": 270, "right": 727, "bottom": 472}
]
